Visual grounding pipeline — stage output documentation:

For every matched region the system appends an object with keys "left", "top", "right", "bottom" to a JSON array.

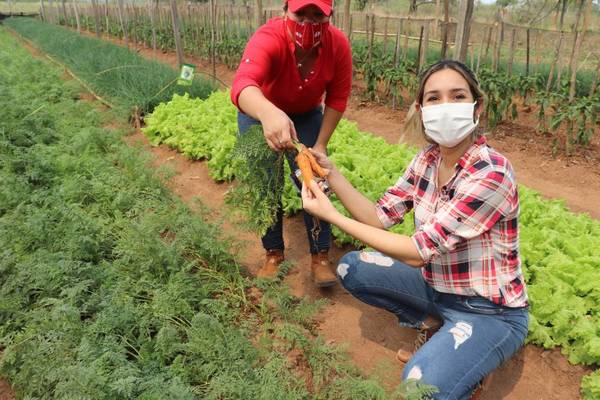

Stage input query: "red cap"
[{"left": 287, "top": 0, "right": 333, "bottom": 15}]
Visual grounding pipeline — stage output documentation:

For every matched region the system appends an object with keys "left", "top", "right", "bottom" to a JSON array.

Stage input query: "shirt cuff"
[
  {"left": 374, "top": 203, "right": 397, "bottom": 229},
  {"left": 324, "top": 97, "right": 348, "bottom": 113},
  {"left": 411, "top": 229, "right": 438, "bottom": 263},
  {"left": 231, "top": 78, "right": 260, "bottom": 110}
]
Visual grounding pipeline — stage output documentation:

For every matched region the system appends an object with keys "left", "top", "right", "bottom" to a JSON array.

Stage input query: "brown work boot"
[
  {"left": 396, "top": 320, "right": 441, "bottom": 363},
  {"left": 257, "top": 249, "right": 284, "bottom": 279},
  {"left": 311, "top": 250, "right": 337, "bottom": 287}
]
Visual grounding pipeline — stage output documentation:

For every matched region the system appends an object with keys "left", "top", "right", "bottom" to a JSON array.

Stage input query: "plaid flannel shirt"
[{"left": 375, "top": 136, "right": 528, "bottom": 307}]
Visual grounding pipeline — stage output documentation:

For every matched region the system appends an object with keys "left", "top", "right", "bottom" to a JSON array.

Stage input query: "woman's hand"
[
  {"left": 308, "top": 147, "right": 335, "bottom": 175},
  {"left": 301, "top": 180, "right": 339, "bottom": 222},
  {"left": 258, "top": 106, "right": 298, "bottom": 151}
]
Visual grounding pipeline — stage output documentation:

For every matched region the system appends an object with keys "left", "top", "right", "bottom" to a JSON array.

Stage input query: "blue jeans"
[
  {"left": 237, "top": 107, "right": 331, "bottom": 254},
  {"left": 337, "top": 251, "right": 529, "bottom": 400}
]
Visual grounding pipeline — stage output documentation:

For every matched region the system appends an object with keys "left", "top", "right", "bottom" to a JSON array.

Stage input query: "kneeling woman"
[{"left": 301, "top": 60, "right": 528, "bottom": 399}]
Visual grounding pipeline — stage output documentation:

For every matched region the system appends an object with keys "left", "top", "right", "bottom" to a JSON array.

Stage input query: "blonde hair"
[{"left": 401, "top": 60, "right": 486, "bottom": 146}]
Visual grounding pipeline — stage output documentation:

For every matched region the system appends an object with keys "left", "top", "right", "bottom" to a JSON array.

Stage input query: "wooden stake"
[
  {"left": 546, "top": 30, "right": 564, "bottom": 90},
  {"left": 383, "top": 16, "right": 389, "bottom": 54},
  {"left": 440, "top": 0, "right": 449, "bottom": 58},
  {"left": 416, "top": 24, "right": 424, "bottom": 73},
  {"left": 170, "top": 0, "right": 184, "bottom": 66},
  {"left": 526, "top": 27, "right": 530, "bottom": 76},
  {"left": 394, "top": 18, "right": 403, "bottom": 66},
  {"left": 589, "top": 56, "right": 600, "bottom": 97},
  {"left": 420, "top": 21, "right": 429, "bottom": 71},
  {"left": 507, "top": 28, "right": 516, "bottom": 76}
]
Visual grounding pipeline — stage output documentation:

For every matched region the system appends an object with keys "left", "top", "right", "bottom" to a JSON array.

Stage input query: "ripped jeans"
[{"left": 337, "top": 251, "right": 529, "bottom": 400}]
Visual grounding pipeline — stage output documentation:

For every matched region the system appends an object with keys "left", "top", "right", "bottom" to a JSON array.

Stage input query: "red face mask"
[{"left": 285, "top": 17, "right": 329, "bottom": 51}]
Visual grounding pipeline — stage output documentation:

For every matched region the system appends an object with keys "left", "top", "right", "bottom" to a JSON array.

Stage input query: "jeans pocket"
[{"left": 461, "top": 297, "right": 505, "bottom": 315}]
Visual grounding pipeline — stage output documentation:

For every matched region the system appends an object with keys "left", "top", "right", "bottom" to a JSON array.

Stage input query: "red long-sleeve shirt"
[{"left": 231, "top": 17, "right": 352, "bottom": 115}]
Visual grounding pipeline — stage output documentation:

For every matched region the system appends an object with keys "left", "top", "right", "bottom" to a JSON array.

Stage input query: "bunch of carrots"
[{"left": 293, "top": 142, "right": 327, "bottom": 185}]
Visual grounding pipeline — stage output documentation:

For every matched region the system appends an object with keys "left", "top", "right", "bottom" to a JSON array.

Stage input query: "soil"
[{"left": 5, "top": 26, "right": 599, "bottom": 399}]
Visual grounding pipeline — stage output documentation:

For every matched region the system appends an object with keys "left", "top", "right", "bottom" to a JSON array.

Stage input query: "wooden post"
[
  {"left": 383, "top": 16, "right": 389, "bottom": 54},
  {"left": 568, "top": 0, "right": 591, "bottom": 102},
  {"left": 255, "top": 0, "right": 262, "bottom": 30},
  {"left": 91, "top": 0, "right": 101, "bottom": 38},
  {"left": 403, "top": 18, "right": 410, "bottom": 60},
  {"left": 420, "top": 21, "right": 429, "bottom": 71},
  {"left": 416, "top": 24, "right": 424, "bottom": 73},
  {"left": 533, "top": 29, "right": 542, "bottom": 74},
  {"left": 469, "top": 41, "right": 475, "bottom": 68},
  {"left": 104, "top": 0, "right": 109, "bottom": 37},
  {"left": 148, "top": 0, "right": 157, "bottom": 53},
  {"left": 440, "top": 0, "right": 449, "bottom": 58},
  {"left": 47, "top": 0, "right": 54, "bottom": 24},
  {"left": 40, "top": 0, "right": 47, "bottom": 21},
  {"left": 525, "top": 27, "right": 530, "bottom": 76},
  {"left": 547, "top": 30, "right": 564, "bottom": 90},
  {"left": 394, "top": 18, "right": 403, "bottom": 66},
  {"left": 476, "top": 26, "right": 487, "bottom": 74},
  {"left": 169, "top": 0, "right": 184, "bottom": 66},
  {"left": 453, "top": 0, "right": 474, "bottom": 62},
  {"left": 483, "top": 24, "right": 492, "bottom": 63},
  {"left": 368, "top": 14, "right": 375, "bottom": 65},
  {"left": 589, "top": 56, "right": 600, "bottom": 97},
  {"left": 60, "top": 0, "right": 67, "bottom": 24},
  {"left": 72, "top": 0, "right": 81, "bottom": 32},
  {"left": 344, "top": 0, "right": 351, "bottom": 37},
  {"left": 117, "top": 0, "right": 128, "bottom": 47},
  {"left": 210, "top": 0, "right": 217, "bottom": 83},
  {"left": 493, "top": 21, "right": 504, "bottom": 72},
  {"left": 236, "top": 6, "right": 242, "bottom": 38},
  {"left": 348, "top": 14, "right": 353, "bottom": 41},
  {"left": 507, "top": 28, "right": 516, "bottom": 76},
  {"left": 131, "top": 4, "right": 138, "bottom": 46}
]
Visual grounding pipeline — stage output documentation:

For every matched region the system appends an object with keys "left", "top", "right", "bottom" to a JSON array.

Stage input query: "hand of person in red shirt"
[{"left": 258, "top": 106, "right": 298, "bottom": 152}]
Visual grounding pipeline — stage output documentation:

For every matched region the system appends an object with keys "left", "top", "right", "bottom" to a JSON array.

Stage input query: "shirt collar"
[
  {"left": 458, "top": 135, "right": 487, "bottom": 169},
  {"left": 425, "top": 135, "right": 487, "bottom": 169}
]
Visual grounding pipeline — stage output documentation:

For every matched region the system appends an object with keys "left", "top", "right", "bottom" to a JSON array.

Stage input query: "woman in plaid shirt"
[{"left": 301, "top": 60, "right": 528, "bottom": 399}]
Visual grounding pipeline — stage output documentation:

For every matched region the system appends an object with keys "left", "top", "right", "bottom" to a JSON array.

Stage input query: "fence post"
[
  {"left": 40, "top": 0, "right": 46, "bottom": 21},
  {"left": 507, "top": 28, "right": 516, "bottom": 76},
  {"left": 416, "top": 24, "right": 424, "bottom": 73},
  {"left": 383, "top": 16, "right": 389, "bottom": 54},
  {"left": 169, "top": 0, "right": 184, "bottom": 66},
  {"left": 525, "top": 27, "right": 530, "bottom": 76},
  {"left": 453, "top": 0, "right": 474, "bottom": 62},
  {"left": 394, "top": 18, "right": 403, "bottom": 66},
  {"left": 440, "top": 0, "right": 449, "bottom": 58},
  {"left": 420, "top": 20, "right": 429, "bottom": 71},
  {"left": 493, "top": 21, "right": 504, "bottom": 72}
]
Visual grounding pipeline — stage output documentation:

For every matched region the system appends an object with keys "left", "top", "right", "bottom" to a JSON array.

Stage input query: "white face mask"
[{"left": 421, "top": 102, "right": 478, "bottom": 148}]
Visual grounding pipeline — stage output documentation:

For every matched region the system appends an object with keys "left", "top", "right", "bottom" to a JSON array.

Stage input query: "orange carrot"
[
  {"left": 304, "top": 149, "right": 327, "bottom": 178},
  {"left": 295, "top": 152, "right": 314, "bottom": 185}
]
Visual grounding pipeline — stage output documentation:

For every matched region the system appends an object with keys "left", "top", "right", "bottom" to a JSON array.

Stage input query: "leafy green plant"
[
  {"left": 5, "top": 17, "right": 215, "bottom": 115},
  {"left": 226, "top": 125, "right": 285, "bottom": 236}
]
